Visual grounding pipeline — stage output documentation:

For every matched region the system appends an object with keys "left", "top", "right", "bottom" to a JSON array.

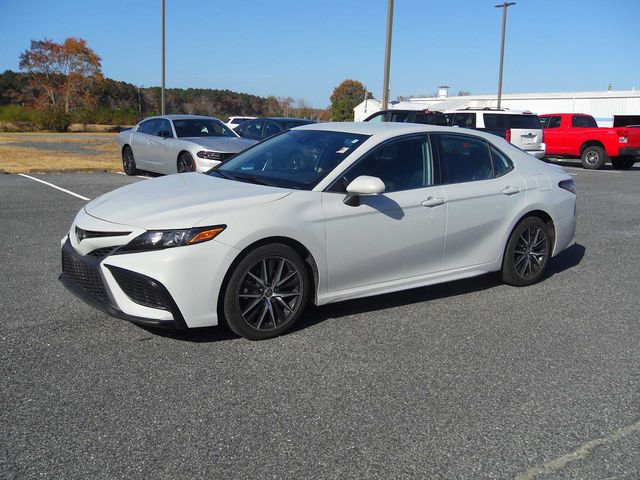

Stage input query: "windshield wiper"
[{"left": 229, "top": 174, "right": 273, "bottom": 186}]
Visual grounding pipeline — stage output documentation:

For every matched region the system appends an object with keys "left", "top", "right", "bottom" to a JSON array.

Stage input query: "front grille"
[
  {"left": 61, "top": 249, "right": 109, "bottom": 302},
  {"left": 76, "top": 227, "right": 130, "bottom": 242},
  {"left": 109, "top": 267, "right": 170, "bottom": 311},
  {"left": 87, "top": 247, "right": 117, "bottom": 259},
  {"left": 210, "top": 152, "right": 234, "bottom": 162}
]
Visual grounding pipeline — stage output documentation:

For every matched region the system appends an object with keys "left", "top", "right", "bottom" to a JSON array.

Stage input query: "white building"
[{"left": 354, "top": 86, "right": 640, "bottom": 127}]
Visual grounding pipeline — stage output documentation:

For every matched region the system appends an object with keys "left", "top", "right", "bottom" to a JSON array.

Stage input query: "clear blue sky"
[{"left": 1, "top": 0, "right": 639, "bottom": 107}]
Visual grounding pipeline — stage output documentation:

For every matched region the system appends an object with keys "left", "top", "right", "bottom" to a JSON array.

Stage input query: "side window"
[
  {"left": 365, "top": 112, "right": 385, "bottom": 122},
  {"left": 263, "top": 122, "right": 280, "bottom": 138},
  {"left": 387, "top": 111, "right": 409, "bottom": 123},
  {"left": 436, "top": 134, "right": 494, "bottom": 184},
  {"left": 548, "top": 116, "right": 562, "bottom": 128},
  {"left": 138, "top": 119, "right": 157, "bottom": 135},
  {"left": 450, "top": 113, "right": 476, "bottom": 128},
  {"left": 244, "top": 121, "right": 264, "bottom": 139},
  {"left": 331, "top": 136, "right": 432, "bottom": 193},
  {"left": 154, "top": 119, "right": 173, "bottom": 137},
  {"left": 489, "top": 145, "right": 513, "bottom": 177},
  {"left": 483, "top": 114, "right": 507, "bottom": 129},
  {"left": 571, "top": 115, "right": 597, "bottom": 128},
  {"left": 539, "top": 117, "right": 550, "bottom": 129}
]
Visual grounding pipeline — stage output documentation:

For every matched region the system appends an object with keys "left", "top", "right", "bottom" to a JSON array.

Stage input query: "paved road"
[{"left": 1, "top": 166, "right": 638, "bottom": 479}]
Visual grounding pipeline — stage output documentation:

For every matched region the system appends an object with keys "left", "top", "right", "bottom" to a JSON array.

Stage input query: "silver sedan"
[{"left": 118, "top": 115, "right": 257, "bottom": 175}]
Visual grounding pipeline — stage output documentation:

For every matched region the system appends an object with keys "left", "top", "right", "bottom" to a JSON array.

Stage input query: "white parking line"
[
  {"left": 115, "top": 171, "right": 152, "bottom": 179},
  {"left": 18, "top": 173, "right": 90, "bottom": 201}
]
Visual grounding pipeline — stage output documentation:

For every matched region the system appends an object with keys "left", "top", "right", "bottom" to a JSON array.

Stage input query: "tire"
[
  {"left": 177, "top": 152, "right": 195, "bottom": 173},
  {"left": 501, "top": 217, "right": 552, "bottom": 287},
  {"left": 122, "top": 146, "right": 137, "bottom": 176},
  {"left": 580, "top": 145, "right": 607, "bottom": 170},
  {"left": 223, "top": 244, "right": 309, "bottom": 340},
  {"left": 610, "top": 156, "right": 636, "bottom": 170}
]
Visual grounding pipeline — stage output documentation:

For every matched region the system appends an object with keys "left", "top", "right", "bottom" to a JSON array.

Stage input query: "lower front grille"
[
  {"left": 108, "top": 266, "right": 170, "bottom": 311},
  {"left": 61, "top": 249, "right": 109, "bottom": 302}
]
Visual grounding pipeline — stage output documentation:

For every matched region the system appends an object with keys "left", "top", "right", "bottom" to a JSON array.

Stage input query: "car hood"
[
  {"left": 181, "top": 136, "right": 257, "bottom": 152},
  {"left": 84, "top": 173, "right": 291, "bottom": 230}
]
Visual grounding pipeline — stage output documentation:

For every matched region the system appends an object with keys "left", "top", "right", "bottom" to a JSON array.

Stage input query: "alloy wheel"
[
  {"left": 513, "top": 225, "right": 549, "bottom": 280},
  {"left": 585, "top": 151, "right": 599, "bottom": 166},
  {"left": 236, "top": 256, "right": 303, "bottom": 331}
]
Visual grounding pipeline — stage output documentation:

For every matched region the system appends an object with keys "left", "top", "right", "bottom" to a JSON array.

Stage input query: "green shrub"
[
  {"left": 0, "top": 105, "right": 40, "bottom": 131},
  {"left": 38, "top": 107, "right": 71, "bottom": 132}
]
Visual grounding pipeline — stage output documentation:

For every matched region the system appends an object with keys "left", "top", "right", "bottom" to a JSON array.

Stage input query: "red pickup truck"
[{"left": 539, "top": 113, "right": 640, "bottom": 169}]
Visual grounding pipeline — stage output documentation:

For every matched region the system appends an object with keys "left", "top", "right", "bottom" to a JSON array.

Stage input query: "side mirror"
[
  {"left": 158, "top": 130, "right": 172, "bottom": 138},
  {"left": 344, "top": 175, "right": 385, "bottom": 206}
]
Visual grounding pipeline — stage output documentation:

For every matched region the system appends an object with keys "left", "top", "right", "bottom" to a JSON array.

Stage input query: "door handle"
[
  {"left": 501, "top": 186, "right": 520, "bottom": 196},
  {"left": 421, "top": 197, "right": 446, "bottom": 207}
]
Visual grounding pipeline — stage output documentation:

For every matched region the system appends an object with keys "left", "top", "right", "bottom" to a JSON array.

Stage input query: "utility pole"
[
  {"left": 161, "top": 0, "right": 166, "bottom": 115},
  {"left": 495, "top": 2, "right": 515, "bottom": 109},
  {"left": 382, "top": 0, "right": 394, "bottom": 110}
]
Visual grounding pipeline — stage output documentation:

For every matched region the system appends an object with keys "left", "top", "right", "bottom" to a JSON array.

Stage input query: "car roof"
[
  {"left": 296, "top": 121, "right": 481, "bottom": 138},
  {"left": 142, "top": 115, "right": 223, "bottom": 121}
]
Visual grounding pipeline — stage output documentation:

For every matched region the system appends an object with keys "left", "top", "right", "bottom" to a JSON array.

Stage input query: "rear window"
[
  {"left": 508, "top": 114, "right": 541, "bottom": 129},
  {"left": 541, "top": 116, "right": 562, "bottom": 129}
]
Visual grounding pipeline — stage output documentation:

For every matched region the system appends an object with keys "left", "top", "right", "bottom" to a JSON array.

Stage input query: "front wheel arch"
[{"left": 217, "top": 236, "right": 319, "bottom": 320}]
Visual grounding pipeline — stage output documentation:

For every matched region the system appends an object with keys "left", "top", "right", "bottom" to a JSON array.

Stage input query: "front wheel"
[
  {"left": 222, "top": 244, "right": 310, "bottom": 340},
  {"left": 177, "top": 152, "right": 195, "bottom": 173},
  {"left": 501, "top": 217, "right": 552, "bottom": 287},
  {"left": 581, "top": 145, "right": 607, "bottom": 169},
  {"left": 610, "top": 156, "right": 636, "bottom": 170}
]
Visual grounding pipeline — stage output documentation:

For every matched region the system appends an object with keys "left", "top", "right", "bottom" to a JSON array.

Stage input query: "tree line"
[{"left": 0, "top": 37, "right": 331, "bottom": 131}]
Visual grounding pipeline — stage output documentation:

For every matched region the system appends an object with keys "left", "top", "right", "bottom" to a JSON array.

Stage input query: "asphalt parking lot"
[{"left": 1, "top": 162, "right": 639, "bottom": 479}]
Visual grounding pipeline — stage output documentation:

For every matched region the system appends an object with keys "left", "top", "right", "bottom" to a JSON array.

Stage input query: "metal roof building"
[{"left": 354, "top": 86, "right": 640, "bottom": 127}]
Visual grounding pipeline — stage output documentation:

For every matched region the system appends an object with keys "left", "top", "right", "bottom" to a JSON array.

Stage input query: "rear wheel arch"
[
  {"left": 579, "top": 140, "right": 605, "bottom": 156},
  {"left": 513, "top": 210, "right": 556, "bottom": 250}
]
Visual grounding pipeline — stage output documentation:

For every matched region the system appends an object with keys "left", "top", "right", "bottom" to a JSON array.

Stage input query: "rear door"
[
  {"left": 540, "top": 115, "right": 565, "bottom": 155},
  {"left": 433, "top": 133, "right": 526, "bottom": 270},
  {"left": 130, "top": 119, "right": 158, "bottom": 169}
]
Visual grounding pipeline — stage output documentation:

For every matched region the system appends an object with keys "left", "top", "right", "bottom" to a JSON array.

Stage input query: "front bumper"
[{"left": 60, "top": 238, "right": 187, "bottom": 329}]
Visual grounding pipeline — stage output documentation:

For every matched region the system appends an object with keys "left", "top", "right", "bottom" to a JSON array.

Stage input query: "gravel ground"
[{"left": 1, "top": 165, "right": 638, "bottom": 479}]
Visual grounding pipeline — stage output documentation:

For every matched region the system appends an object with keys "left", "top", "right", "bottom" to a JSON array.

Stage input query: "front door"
[{"left": 322, "top": 135, "right": 446, "bottom": 292}]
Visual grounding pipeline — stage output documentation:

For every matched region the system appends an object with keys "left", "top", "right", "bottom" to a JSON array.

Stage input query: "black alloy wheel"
[
  {"left": 177, "top": 152, "right": 195, "bottom": 173},
  {"left": 502, "top": 217, "right": 551, "bottom": 286},
  {"left": 223, "top": 244, "right": 309, "bottom": 340},
  {"left": 122, "top": 146, "right": 137, "bottom": 175}
]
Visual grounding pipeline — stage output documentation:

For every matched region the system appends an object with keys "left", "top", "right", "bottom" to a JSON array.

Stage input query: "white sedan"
[
  {"left": 118, "top": 115, "right": 257, "bottom": 175},
  {"left": 62, "top": 122, "right": 577, "bottom": 340}
]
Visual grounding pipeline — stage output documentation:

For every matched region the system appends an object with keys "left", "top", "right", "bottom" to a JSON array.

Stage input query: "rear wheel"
[
  {"left": 501, "top": 217, "right": 552, "bottom": 287},
  {"left": 223, "top": 244, "right": 309, "bottom": 340},
  {"left": 177, "top": 152, "right": 195, "bottom": 173},
  {"left": 610, "top": 156, "right": 636, "bottom": 170},
  {"left": 122, "top": 146, "right": 137, "bottom": 175},
  {"left": 581, "top": 145, "right": 607, "bottom": 169}
]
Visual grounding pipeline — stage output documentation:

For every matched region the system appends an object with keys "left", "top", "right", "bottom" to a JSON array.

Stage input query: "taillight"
[
  {"left": 505, "top": 129, "right": 511, "bottom": 142},
  {"left": 559, "top": 179, "right": 576, "bottom": 194},
  {"left": 617, "top": 128, "right": 628, "bottom": 143}
]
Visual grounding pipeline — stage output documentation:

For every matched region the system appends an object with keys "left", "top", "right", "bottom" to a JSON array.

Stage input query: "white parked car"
[
  {"left": 118, "top": 115, "right": 257, "bottom": 175},
  {"left": 62, "top": 122, "right": 576, "bottom": 340},
  {"left": 446, "top": 108, "right": 546, "bottom": 159}
]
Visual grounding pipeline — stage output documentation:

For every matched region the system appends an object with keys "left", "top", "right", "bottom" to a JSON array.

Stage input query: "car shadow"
[
  {"left": 146, "top": 243, "right": 586, "bottom": 342},
  {"left": 545, "top": 158, "right": 640, "bottom": 172}
]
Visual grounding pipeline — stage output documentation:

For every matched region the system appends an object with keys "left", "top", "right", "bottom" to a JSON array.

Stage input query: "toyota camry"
[{"left": 61, "top": 122, "right": 577, "bottom": 340}]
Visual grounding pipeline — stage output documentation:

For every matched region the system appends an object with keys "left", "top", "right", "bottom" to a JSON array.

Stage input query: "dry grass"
[{"left": 0, "top": 132, "right": 121, "bottom": 173}]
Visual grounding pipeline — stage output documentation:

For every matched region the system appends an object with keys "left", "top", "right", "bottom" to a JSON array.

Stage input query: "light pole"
[
  {"left": 161, "top": 0, "right": 165, "bottom": 115},
  {"left": 495, "top": 2, "right": 515, "bottom": 109},
  {"left": 381, "top": 0, "right": 394, "bottom": 110}
]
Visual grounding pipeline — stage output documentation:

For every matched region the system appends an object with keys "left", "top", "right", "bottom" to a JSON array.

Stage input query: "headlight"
[
  {"left": 117, "top": 225, "right": 226, "bottom": 253},
  {"left": 197, "top": 150, "right": 221, "bottom": 160}
]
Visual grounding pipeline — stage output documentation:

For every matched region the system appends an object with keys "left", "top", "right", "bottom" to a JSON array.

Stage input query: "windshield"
[
  {"left": 211, "top": 130, "right": 370, "bottom": 190},
  {"left": 173, "top": 118, "right": 237, "bottom": 138}
]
